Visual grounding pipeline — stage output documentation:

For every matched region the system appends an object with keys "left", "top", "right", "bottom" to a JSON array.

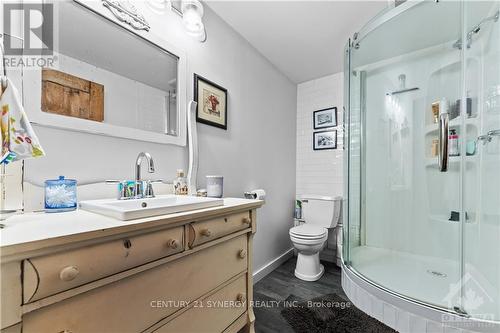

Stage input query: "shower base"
[{"left": 342, "top": 246, "right": 499, "bottom": 333}]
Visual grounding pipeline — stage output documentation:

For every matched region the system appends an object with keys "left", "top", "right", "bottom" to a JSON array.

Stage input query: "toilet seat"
[{"left": 289, "top": 225, "right": 327, "bottom": 239}]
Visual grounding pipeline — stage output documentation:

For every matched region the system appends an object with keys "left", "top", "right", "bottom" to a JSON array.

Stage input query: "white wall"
[
  {"left": 296, "top": 73, "right": 344, "bottom": 199},
  {"left": 23, "top": 1, "right": 296, "bottom": 274}
]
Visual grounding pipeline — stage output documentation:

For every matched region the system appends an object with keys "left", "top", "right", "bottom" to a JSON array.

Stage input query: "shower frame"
[{"left": 342, "top": 0, "right": 499, "bottom": 329}]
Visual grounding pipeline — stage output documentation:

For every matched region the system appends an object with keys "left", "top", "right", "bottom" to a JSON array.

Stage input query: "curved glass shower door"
[
  {"left": 463, "top": 1, "right": 500, "bottom": 321},
  {"left": 346, "top": 1, "right": 464, "bottom": 311},
  {"left": 345, "top": 0, "right": 500, "bottom": 322}
]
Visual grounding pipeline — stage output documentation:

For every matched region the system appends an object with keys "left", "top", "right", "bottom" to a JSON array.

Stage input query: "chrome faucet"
[
  {"left": 135, "top": 152, "right": 155, "bottom": 198},
  {"left": 106, "top": 153, "right": 162, "bottom": 200}
]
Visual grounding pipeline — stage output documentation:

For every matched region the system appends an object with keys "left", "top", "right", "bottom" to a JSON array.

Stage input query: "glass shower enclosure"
[{"left": 343, "top": 0, "right": 500, "bottom": 323}]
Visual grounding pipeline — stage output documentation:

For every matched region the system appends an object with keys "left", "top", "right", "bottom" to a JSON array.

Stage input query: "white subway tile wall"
[{"left": 296, "top": 72, "right": 344, "bottom": 199}]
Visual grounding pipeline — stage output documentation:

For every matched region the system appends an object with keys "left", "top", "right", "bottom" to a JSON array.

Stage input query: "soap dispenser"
[{"left": 174, "top": 169, "right": 188, "bottom": 195}]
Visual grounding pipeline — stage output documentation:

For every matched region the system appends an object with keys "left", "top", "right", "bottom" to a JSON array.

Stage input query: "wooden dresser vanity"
[{"left": 0, "top": 198, "right": 263, "bottom": 333}]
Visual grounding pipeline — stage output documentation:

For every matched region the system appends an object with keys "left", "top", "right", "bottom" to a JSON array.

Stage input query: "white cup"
[{"left": 206, "top": 176, "right": 223, "bottom": 198}]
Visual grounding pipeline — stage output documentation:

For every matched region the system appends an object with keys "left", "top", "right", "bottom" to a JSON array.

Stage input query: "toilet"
[{"left": 290, "top": 195, "right": 342, "bottom": 281}]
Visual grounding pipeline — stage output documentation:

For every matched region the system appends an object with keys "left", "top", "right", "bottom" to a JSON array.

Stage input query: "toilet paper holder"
[{"left": 244, "top": 189, "right": 266, "bottom": 200}]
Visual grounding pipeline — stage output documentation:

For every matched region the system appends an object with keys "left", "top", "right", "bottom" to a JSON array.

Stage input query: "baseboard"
[{"left": 252, "top": 248, "right": 294, "bottom": 284}]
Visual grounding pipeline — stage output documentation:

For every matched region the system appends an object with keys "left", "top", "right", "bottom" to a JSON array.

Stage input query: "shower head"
[
  {"left": 386, "top": 74, "right": 419, "bottom": 96},
  {"left": 453, "top": 10, "right": 499, "bottom": 49},
  {"left": 386, "top": 87, "right": 420, "bottom": 96}
]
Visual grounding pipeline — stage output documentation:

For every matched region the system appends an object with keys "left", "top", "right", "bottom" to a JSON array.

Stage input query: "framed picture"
[
  {"left": 313, "top": 130, "right": 337, "bottom": 150},
  {"left": 313, "top": 107, "right": 337, "bottom": 129},
  {"left": 194, "top": 74, "right": 228, "bottom": 130}
]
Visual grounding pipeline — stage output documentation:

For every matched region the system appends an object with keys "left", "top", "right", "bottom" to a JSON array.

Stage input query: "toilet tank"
[{"left": 301, "top": 195, "right": 342, "bottom": 228}]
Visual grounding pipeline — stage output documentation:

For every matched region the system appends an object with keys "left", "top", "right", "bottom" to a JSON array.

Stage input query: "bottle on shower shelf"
[{"left": 449, "top": 129, "right": 460, "bottom": 156}]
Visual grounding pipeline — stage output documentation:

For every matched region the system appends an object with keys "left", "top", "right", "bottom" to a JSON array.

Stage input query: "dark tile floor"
[{"left": 253, "top": 257, "right": 347, "bottom": 333}]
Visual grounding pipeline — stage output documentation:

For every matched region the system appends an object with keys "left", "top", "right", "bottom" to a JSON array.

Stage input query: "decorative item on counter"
[
  {"left": 448, "top": 129, "right": 460, "bottom": 156},
  {"left": 196, "top": 189, "right": 207, "bottom": 197},
  {"left": 174, "top": 169, "right": 188, "bottom": 195},
  {"left": 431, "top": 101, "right": 440, "bottom": 124},
  {"left": 431, "top": 139, "right": 439, "bottom": 157},
  {"left": 44, "top": 176, "right": 77, "bottom": 213},
  {"left": 244, "top": 189, "right": 266, "bottom": 201},
  {"left": 206, "top": 175, "right": 223, "bottom": 198}
]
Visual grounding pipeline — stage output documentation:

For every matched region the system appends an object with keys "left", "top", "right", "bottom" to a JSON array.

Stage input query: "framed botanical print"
[
  {"left": 313, "top": 107, "right": 337, "bottom": 129},
  {"left": 194, "top": 74, "right": 228, "bottom": 130},
  {"left": 313, "top": 130, "right": 337, "bottom": 150}
]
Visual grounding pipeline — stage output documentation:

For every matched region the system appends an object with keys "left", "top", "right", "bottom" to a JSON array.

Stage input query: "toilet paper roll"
[{"left": 244, "top": 189, "right": 266, "bottom": 201}]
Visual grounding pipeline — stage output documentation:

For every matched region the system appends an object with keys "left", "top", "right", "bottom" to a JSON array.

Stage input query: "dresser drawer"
[
  {"left": 154, "top": 275, "right": 247, "bottom": 333},
  {"left": 188, "top": 212, "right": 251, "bottom": 248},
  {"left": 23, "top": 226, "right": 184, "bottom": 302},
  {"left": 23, "top": 235, "right": 248, "bottom": 333}
]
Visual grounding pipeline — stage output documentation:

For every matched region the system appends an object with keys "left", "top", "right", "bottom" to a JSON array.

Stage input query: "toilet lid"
[{"left": 290, "top": 225, "right": 327, "bottom": 239}]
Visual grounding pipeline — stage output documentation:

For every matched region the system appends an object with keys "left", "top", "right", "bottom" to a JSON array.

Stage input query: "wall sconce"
[
  {"left": 146, "top": 0, "right": 207, "bottom": 42},
  {"left": 180, "top": 0, "right": 206, "bottom": 42}
]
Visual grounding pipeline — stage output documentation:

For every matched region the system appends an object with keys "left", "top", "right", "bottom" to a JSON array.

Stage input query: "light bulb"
[
  {"left": 183, "top": 7, "right": 203, "bottom": 35},
  {"left": 181, "top": 0, "right": 206, "bottom": 41}
]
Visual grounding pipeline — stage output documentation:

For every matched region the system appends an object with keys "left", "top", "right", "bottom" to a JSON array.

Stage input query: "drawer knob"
[
  {"left": 238, "top": 249, "right": 247, "bottom": 259},
  {"left": 123, "top": 239, "right": 132, "bottom": 249},
  {"left": 200, "top": 229, "right": 212, "bottom": 237},
  {"left": 59, "top": 266, "right": 79, "bottom": 282},
  {"left": 236, "top": 293, "right": 246, "bottom": 303},
  {"left": 167, "top": 239, "right": 179, "bottom": 249},
  {"left": 242, "top": 217, "right": 251, "bottom": 225}
]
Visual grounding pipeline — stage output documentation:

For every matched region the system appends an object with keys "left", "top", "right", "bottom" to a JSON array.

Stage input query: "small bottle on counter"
[{"left": 174, "top": 169, "right": 188, "bottom": 195}]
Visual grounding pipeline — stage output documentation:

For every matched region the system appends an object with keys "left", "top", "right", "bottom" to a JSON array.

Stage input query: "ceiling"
[{"left": 207, "top": 1, "right": 387, "bottom": 83}]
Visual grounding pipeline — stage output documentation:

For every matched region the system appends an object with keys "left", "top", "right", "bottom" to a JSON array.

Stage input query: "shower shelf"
[
  {"left": 429, "top": 214, "right": 475, "bottom": 224},
  {"left": 425, "top": 155, "right": 477, "bottom": 167},
  {"left": 424, "top": 117, "right": 478, "bottom": 135}
]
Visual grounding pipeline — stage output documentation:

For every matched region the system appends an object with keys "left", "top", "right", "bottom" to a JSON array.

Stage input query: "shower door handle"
[{"left": 439, "top": 113, "right": 449, "bottom": 172}]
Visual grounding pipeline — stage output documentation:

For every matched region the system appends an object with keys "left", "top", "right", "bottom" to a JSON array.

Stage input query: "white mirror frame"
[{"left": 29, "top": 0, "right": 187, "bottom": 146}]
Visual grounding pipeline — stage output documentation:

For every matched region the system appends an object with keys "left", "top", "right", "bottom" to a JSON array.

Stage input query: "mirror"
[{"left": 24, "top": 0, "right": 187, "bottom": 145}]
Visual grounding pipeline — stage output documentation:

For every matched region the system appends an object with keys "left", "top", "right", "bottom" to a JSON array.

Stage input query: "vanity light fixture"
[{"left": 181, "top": 0, "right": 206, "bottom": 42}]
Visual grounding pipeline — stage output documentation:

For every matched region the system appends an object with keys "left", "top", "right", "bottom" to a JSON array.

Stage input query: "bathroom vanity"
[{"left": 0, "top": 198, "right": 263, "bottom": 333}]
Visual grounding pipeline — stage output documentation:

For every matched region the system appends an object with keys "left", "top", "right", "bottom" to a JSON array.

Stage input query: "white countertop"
[{"left": 0, "top": 197, "right": 263, "bottom": 258}]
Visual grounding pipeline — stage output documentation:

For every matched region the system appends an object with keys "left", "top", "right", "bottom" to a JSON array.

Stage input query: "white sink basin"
[{"left": 80, "top": 195, "right": 224, "bottom": 220}]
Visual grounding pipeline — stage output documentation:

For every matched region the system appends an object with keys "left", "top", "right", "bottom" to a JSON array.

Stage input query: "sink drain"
[{"left": 427, "top": 270, "right": 447, "bottom": 278}]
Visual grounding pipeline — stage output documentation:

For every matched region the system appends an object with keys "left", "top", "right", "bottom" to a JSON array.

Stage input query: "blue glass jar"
[{"left": 44, "top": 176, "right": 77, "bottom": 213}]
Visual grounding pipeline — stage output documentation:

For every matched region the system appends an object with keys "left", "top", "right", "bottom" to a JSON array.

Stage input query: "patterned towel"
[{"left": 1, "top": 78, "right": 45, "bottom": 164}]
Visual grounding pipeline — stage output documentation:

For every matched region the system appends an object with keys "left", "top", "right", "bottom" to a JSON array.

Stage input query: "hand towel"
[{"left": 1, "top": 78, "right": 45, "bottom": 164}]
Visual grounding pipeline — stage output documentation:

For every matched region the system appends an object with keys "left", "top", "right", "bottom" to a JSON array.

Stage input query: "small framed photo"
[
  {"left": 313, "top": 130, "right": 337, "bottom": 150},
  {"left": 194, "top": 74, "right": 228, "bottom": 130},
  {"left": 313, "top": 107, "right": 337, "bottom": 129}
]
